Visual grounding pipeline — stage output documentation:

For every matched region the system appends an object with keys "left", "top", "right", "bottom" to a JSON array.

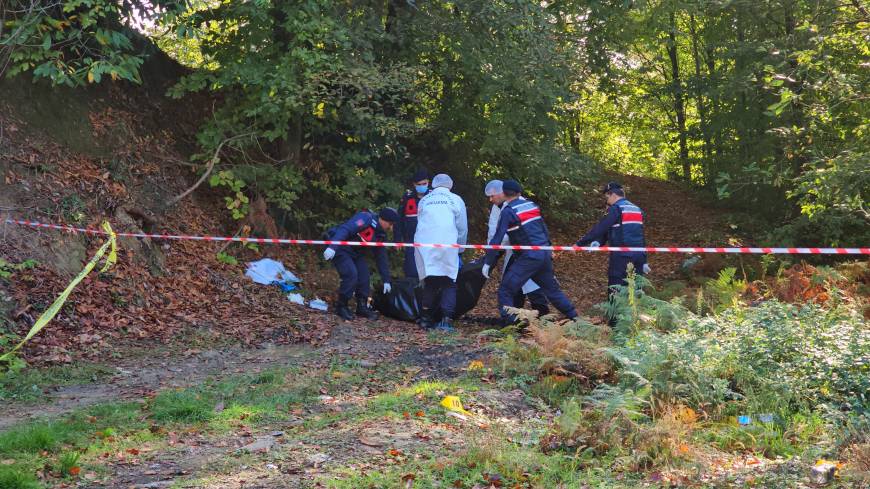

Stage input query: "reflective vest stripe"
[
  {"left": 358, "top": 227, "right": 375, "bottom": 242},
  {"left": 516, "top": 207, "right": 541, "bottom": 224},
  {"left": 404, "top": 198, "right": 418, "bottom": 218},
  {"left": 622, "top": 211, "right": 643, "bottom": 224}
]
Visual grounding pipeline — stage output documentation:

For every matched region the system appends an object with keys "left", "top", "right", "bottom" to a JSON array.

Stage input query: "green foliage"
[
  {"left": 0, "top": 0, "right": 178, "bottom": 86},
  {"left": 0, "top": 362, "right": 112, "bottom": 402},
  {"left": 577, "top": 0, "right": 869, "bottom": 245},
  {"left": 608, "top": 328, "right": 735, "bottom": 413},
  {"left": 149, "top": 0, "right": 597, "bottom": 225},
  {"left": 607, "top": 293, "right": 869, "bottom": 414},
  {"left": 0, "top": 259, "right": 37, "bottom": 280},
  {"left": 0, "top": 421, "right": 76, "bottom": 454},
  {"left": 150, "top": 390, "right": 214, "bottom": 423},
  {"left": 208, "top": 170, "right": 249, "bottom": 220},
  {"left": 699, "top": 267, "right": 747, "bottom": 314},
  {"left": 55, "top": 451, "right": 80, "bottom": 477},
  {"left": 59, "top": 194, "right": 86, "bottom": 223},
  {"left": 603, "top": 271, "right": 688, "bottom": 337},
  {"left": 215, "top": 252, "right": 238, "bottom": 266},
  {"left": 700, "top": 413, "right": 827, "bottom": 457},
  {"left": 0, "top": 466, "right": 40, "bottom": 489}
]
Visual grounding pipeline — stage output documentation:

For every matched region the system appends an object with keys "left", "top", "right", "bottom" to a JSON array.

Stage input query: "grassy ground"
[
  {"left": 0, "top": 363, "right": 114, "bottom": 404},
  {"left": 1, "top": 272, "right": 868, "bottom": 488}
]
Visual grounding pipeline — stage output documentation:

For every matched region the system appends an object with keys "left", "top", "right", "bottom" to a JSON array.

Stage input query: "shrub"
[
  {"left": 601, "top": 272, "right": 689, "bottom": 338},
  {"left": 605, "top": 276, "right": 869, "bottom": 414},
  {"left": 608, "top": 328, "right": 736, "bottom": 415},
  {"left": 528, "top": 317, "right": 612, "bottom": 384},
  {"left": 493, "top": 313, "right": 612, "bottom": 403}
]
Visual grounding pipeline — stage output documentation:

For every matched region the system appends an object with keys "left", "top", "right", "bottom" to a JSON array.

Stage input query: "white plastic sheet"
[{"left": 245, "top": 258, "right": 301, "bottom": 285}]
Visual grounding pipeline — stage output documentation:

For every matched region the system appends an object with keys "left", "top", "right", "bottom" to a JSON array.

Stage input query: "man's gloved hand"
[
  {"left": 323, "top": 248, "right": 336, "bottom": 261},
  {"left": 383, "top": 283, "right": 392, "bottom": 294},
  {"left": 643, "top": 263, "right": 652, "bottom": 275},
  {"left": 589, "top": 241, "right": 601, "bottom": 248},
  {"left": 482, "top": 264, "right": 490, "bottom": 279}
]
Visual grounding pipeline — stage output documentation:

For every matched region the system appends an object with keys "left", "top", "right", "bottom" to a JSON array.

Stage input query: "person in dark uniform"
[
  {"left": 323, "top": 208, "right": 399, "bottom": 321},
  {"left": 576, "top": 182, "right": 649, "bottom": 323},
  {"left": 396, "top": 169, "right": 430, "bottom": 279},
  {"left": 484, "top": 180, "right": 550, "bottom": 316},
  {"left": 482, "top": 180, "right": 577, "bottom": 325}
]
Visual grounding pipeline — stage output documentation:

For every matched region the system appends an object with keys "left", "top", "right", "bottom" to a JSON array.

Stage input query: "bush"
[
  {"left": 605, "top": 275, "right": 869, "bottom": 414},
  {"left": 493, "top": 313, "right": 612, "bottom": 403},
  {"left": 608, "top": 328, "right": 736, "bottom": 414},
  {"left": 706, "top": 301, "right": 869, "bottom": 412}
]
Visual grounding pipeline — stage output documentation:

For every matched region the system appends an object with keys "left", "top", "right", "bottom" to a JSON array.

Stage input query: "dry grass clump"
[{"left": 523, "top": 315, "right": 612, "bottom": 383}]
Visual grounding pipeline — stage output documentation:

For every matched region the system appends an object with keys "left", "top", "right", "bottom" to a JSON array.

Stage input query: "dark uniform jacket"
[
  {"left": 395, "top": 190, "right": 425, "bottom": 243},
  {"left": 484, "top": 197, "right": 552, "bottom": 266},
  {"left": 326, "top": 211, "right": 392, "bottom": 283},
  {"left": 577, "top": 198, "right": 646, "bottom": 248}
]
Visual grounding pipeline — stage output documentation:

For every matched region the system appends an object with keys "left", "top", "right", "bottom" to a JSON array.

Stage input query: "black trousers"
[{"left": 421, "top": 276, "right": 457, "bottom": 319}]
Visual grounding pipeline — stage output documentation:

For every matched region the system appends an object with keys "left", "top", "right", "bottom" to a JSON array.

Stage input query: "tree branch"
[{"left": 165, "top": 133, "right": 254, "bottom": 209}]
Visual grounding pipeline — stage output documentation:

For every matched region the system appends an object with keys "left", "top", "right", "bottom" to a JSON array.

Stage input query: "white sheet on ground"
[{"left": 245, "top": 258, "right": 301, "bottom": 285}]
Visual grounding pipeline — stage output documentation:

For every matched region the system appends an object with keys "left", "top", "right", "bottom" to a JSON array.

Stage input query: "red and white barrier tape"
[{"left": 4, "top": 219, "right": 869, "bottom": 255}]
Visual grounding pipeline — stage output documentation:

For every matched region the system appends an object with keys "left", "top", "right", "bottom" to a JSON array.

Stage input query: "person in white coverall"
[
  {"left": 484, "top": 180, "right": 550, "bottom": 316},
  {"left": 414, "top": 173, "right": 468, "bottom": 332}
]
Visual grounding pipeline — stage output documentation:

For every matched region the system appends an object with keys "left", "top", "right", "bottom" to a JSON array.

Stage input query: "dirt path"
[
  {"left": 86, "top": 320, "right": 503, "bottom": 488},
  {"left": 0, "top": 344, "right": 314, "bottom": 430},
  {"left": 0, "top": 318, "right": 490, "bottom": 430}
]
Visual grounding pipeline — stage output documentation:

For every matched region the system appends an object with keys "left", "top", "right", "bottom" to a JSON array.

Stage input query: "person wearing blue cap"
[
  {"left": 323, "top": 208, "right": 398, "bottom": 321},
  {"left": 576, "top": 182, "right": 649, "bottom": 324},
  {"left": 483, "top": 180, "right": 577, "bottom": 325},
  {"left": 396, "top": 169, "right": 430, "bottom": 279}
]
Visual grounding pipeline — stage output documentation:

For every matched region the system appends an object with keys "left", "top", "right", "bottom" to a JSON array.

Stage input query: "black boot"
[
  {"left": 356, "top": 298, "right": 378, "bottom": 320},
  {"left": 418, "top": 309, "right": 436, "bottom": 330},
  {"left": 335, "top": 298, "right": 354, "bottom": 321}
]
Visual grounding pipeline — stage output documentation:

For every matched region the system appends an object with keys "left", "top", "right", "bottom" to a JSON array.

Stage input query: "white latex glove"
[
  {"left": 589, "top": 241, "right": 601, "bottom": 248},
  {"left": 323, "top": 248, "right": 335, "bottom": 261},
  {"left": 383, "top": 283, "right": 392, "bottom": 294},
  {"left": 482, "top": 264, "right": 490, "bottom": 279},
  {"left": 643, "top": 263, "right": 652, "bottom": 275}
]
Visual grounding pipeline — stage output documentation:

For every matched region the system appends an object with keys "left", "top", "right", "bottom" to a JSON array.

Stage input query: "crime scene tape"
[
  {"left": 0, "top": 222, "right": 117, "bottom": 362},
  {"left": 4, "top": 218, "right": 870, "bottom": 255}
]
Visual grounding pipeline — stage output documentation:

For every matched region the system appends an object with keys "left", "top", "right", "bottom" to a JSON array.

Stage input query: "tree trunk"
[
  {"left": 783, "top": 0, "right": 806, "bottom": 176},
  {"left": 667, "top": 11, "right": 690, "bottom": 181},
  {"left": 689, "top": 14, "right": 712, "bottom": 185},
  {"left": 269, "top": 3, "right": 302, "bottom": 165},
  {"left": 704, "top": 46, "right": 720, "bottom": 158},
  {"left": 278, "top": 115, "right": 303, "bottom": 165},
  {"left": 735, "top": 13, "right": 749, "bottom": 161},
  {"left": 385, "top": 0, "right": 398, "bottom": 33}
]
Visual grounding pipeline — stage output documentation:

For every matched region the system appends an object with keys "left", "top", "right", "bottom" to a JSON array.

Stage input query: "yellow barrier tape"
[{"left": 0, "top": 222, "right": 117, "bottom": 362}]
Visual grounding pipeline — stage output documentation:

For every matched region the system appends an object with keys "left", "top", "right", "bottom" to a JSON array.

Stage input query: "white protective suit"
[
  {"left": 487, "top": 203, "right": 541, "bottom": 294},
  {"left": 415, "top": 187, "right": 468, "bottom": 280}
]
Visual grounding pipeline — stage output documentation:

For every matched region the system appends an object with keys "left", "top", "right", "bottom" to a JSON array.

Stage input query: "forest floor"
[
  {"left": 0, "top": 315, "right": 842, "bottom": 489},
  {"left": 2, "top": 73, "right": 863, "bottom": 489}
]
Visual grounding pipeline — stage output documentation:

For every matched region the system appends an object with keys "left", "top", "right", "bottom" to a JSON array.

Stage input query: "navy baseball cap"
[
  {"left": 502, "top": 179, "right": 523, "bottom": 194},
  {"left": 379, "top": 207, "right": 399, "bottom": 222},
  {"left": 410, "top": 169, "right": 430, "bottom": 183},
  {"left": 602, "top": 181, "right": 623, "bottom": 194}
]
